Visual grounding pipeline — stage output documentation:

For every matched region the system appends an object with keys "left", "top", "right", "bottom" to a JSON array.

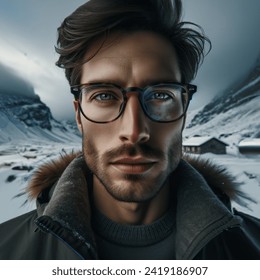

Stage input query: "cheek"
[
  {"left": 82, "top": 122, "right": 118, "bottom": 151},
  {"left": 150, "top": 122, "right": 183, "bottom": 148}
]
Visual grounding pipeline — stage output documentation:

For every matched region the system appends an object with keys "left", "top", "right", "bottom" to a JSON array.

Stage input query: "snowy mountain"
[
  {"left": 0, "top": 92, "right": 81, "bottom": 144},
  {"left": 185, "top": 55, "right": 260, "bottom": 152},
  {"left": 0, "top": 63, "right": 80, "bottom": 144}
]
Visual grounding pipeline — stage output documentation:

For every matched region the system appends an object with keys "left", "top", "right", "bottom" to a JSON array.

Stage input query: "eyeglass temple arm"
[
  {"left": 70, "top": 86, "right": 80, "bottom": 99},
  {"left": 187, "top": 84, "right": 197, "bottom": 100}
]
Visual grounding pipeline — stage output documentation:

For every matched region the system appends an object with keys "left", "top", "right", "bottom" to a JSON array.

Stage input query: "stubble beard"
[{"left": 82, "top": 133, "right": 182, "bottom": 203}]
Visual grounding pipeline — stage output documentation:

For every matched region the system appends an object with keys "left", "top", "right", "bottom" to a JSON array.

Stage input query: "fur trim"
[
  {"left": 182, "top": 154, "right": 255, "bottom": 207},
  {"left": 26, "top": 151, "right": 81, "bottom": 200},
  {"left": 26, "top": 151, "right": 254, "bottom": 207}
]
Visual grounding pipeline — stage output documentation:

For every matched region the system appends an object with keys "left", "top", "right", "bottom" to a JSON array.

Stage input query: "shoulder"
[
  {"left": 0, "top": 210, "right": 38, "bottom": 230},
  {"left": 0, "top": 210, "right": 81, "bottom": 260},
  {"left": 196, "top": 210, "right": 260, "bottom": 259},
  {"left": 0, "top": 210, "right": 37, "bottom": 259}
]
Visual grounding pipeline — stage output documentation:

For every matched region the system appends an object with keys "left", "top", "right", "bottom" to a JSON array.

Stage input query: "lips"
[{"left": 110, "top": 158, "right": 156, "bottom": 174}]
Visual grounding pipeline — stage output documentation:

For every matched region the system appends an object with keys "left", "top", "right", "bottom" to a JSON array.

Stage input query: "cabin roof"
[{"left": 238, "top": 138, "right": 260, "bottom": 147}]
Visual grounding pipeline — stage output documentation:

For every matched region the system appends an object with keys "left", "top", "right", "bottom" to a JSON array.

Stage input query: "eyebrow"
[
  {"left": 84, "top": 77, "right": 180, "bottom": 86},
  {"left": 85, "top": 79, "right": 125, "bottom": 85}
]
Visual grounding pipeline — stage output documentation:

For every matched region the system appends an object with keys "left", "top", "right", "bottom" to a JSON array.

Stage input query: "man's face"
[{"left": 75, "top": 31, "right": 184, "bottom": 203}]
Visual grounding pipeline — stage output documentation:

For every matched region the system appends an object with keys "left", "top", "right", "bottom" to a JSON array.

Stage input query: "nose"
[{"left": 119, "top": 93, "right": 150, "bottom": 144}]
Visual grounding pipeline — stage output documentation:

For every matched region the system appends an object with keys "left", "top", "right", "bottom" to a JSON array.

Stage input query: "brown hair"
[{"left": 55, "top": 0, "right": 211, "bottom": 86}]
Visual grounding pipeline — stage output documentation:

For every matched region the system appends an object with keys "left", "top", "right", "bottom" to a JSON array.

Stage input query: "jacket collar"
[
  {"left": 173, "top": 160, "right": 241, "bottom": 259},
  {"left": 35, "top": 155, "right": 97, "bottom": 259},
  {"left": 32, "top": 153, "right": 244, "bottom": 259}
]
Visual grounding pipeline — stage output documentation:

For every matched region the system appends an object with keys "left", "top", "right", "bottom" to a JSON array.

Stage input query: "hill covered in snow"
[
  {"left": 185, "top": 55, "right": 260, "bottom": 152},
  {"left": 0, "top": 63, "right": 80, "bottom": 144}
]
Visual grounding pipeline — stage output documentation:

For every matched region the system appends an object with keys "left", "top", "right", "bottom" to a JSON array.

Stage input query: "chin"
[{"left": 104, "top": 177, "right": 168, "bottom": 203}]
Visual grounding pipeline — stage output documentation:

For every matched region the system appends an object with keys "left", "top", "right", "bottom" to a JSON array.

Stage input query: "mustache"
[{"left": 104, "top": 144, "right": 165, "bottom": 160}]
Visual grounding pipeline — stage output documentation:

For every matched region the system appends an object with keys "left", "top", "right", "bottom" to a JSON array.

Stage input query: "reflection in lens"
[{"left": 143, "top": 85, "right": 186, "bottom": 122}]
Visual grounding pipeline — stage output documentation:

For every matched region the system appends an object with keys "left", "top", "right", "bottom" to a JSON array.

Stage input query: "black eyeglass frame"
[{"left": 70, "top": 82, "right": 197, "bottom": 123}]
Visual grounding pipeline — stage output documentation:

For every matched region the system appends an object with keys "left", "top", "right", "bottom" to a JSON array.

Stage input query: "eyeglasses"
[{"left": 70, "top": 82, "right": 197, "bottom": 123}]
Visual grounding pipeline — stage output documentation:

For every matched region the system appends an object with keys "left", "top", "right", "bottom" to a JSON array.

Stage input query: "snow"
[
  {"left": 0, "top": 142, "right": 81, "bottom": 223},
  {"left": 233, "top": 75, "right": 260, "bottom": 98},
  {"left": 239, "top": 138, "right": 260, "bottom": 147},
  {"left": 0, "top": 142, "right": 259, "bottom": 224}
]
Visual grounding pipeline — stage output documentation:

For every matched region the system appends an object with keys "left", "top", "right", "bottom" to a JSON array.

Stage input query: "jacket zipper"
[{"left": 35, "top": 218, "right": 98, "bottom": 260}]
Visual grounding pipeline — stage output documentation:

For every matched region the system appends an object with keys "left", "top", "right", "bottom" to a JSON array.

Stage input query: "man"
[{"left": 0, "top": 0, "right": 259, "bottom": 259}]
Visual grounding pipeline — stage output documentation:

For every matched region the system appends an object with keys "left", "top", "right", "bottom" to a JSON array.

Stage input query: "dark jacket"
[{"left": 0, "top": 153, "right": 259, "bottom": 259}]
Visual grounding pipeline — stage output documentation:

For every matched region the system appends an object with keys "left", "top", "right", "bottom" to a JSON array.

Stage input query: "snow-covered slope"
[
  {"left": 184, "top": 56, "right": 260, "bottom": 153},
  {"left": 0, "top": 64, "right": 80, "bottom": 144},
  {"left": 0, "top": 93, "right": 80, "bottom": 144},
  {"left": 0, "top": 86, "right": 80, "bottom": 144}
]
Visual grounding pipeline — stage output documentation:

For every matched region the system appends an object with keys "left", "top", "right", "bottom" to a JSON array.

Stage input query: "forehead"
[{"left": 81, "top": 31, "right": 181, "bottom": 85}]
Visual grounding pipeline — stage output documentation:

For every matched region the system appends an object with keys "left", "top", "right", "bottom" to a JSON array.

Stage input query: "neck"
[{"left": 92, "top": 177, "right": 171, "bottom": 225}]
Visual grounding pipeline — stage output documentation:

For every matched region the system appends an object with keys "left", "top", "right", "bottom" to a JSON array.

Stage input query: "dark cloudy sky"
[{"left": 0, "top": 0, "right": 259, "bottom": 120}]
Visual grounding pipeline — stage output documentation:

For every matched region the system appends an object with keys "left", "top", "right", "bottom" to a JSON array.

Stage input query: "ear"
[{"left": 73, "top": 100, "right": 83, "bottom": 134}]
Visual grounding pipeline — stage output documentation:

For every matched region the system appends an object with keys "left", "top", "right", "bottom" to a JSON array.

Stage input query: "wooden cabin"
[{"left": 183, "top": 137, "right": 228, "bottom": 154}]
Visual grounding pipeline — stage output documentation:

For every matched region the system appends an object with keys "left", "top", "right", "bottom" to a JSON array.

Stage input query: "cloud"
[
  {"left": 0, "top": 63, "right": 35, "bottom": 97},
  {"left": 0, "top": 37, "right": 74, "bottom": 120},
  {"left": 183, "top": 0, "right": 260, "bottom": 109}
]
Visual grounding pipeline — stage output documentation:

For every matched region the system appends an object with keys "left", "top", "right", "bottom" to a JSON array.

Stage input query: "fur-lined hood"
[{"left": 26, "top": 152, "right": 252, "bottom": 207}]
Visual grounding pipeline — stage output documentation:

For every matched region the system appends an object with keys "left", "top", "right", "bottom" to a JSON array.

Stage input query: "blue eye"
[
  {"left": 94, "top": 93, "right": 116, "bottom": 101},
  {"left": 145, "top": 91, "right": 174, "bottom": 102},
  {"left": 151, "top": 92, "right": 171, "bottom": 100}
]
